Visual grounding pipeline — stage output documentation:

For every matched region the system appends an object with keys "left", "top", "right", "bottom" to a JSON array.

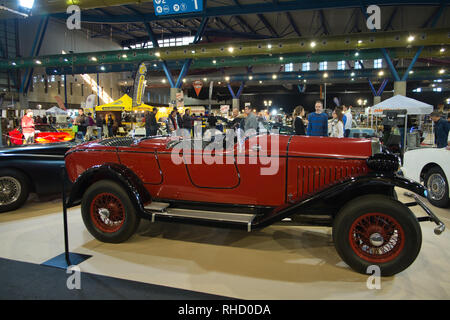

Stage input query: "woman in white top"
[{"left": 330, "top": 107, "right": 344, "bottom": 138}]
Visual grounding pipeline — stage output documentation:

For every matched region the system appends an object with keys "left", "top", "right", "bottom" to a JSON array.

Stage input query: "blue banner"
[{"left": 153, "top": 0, "right": 203, "bottom": 16}]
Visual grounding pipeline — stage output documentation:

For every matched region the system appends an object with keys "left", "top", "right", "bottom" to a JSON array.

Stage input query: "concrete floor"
[{"left": 0, "top": 189, "right": 449, "bottom": 299}]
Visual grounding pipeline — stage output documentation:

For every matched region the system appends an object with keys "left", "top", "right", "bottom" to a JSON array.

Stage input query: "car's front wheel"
[
  {"left": 333, "top": 195, "right": 422, "bottom": 276},
  {"left": 424, "top": 166, "right": 449, "bottom": 208},
  {"left": 0, "top": 169, "right": 30, "bottom": 213},
  {"left": 81, "top": 180, "right": 141, "bottom": 243}
]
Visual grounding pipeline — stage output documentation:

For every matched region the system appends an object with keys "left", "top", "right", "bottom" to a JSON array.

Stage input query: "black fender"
[
  {"left": 66, "top": 163, "right": 151, "bottom": 217},
  {"left": 253, "top": 173, "right": 427, "bottom": 229}
]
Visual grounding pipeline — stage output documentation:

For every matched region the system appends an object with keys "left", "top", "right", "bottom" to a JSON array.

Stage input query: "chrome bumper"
[{"left": 404, "top": 192, "right": 446, "bottom": 235}]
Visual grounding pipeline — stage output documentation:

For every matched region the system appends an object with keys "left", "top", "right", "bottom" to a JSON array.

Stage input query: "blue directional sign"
[{"left": 153, "top": 0, "right": 203, "bottom": 16}]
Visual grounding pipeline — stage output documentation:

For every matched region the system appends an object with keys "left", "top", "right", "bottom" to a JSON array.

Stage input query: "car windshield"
[{"left": 35, "top": 125, "right": 57, "bottom": 132}]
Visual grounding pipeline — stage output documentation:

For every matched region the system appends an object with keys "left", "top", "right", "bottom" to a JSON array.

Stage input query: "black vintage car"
[{"left": 0, "top": 142, "right": 75, "bottom": 212}]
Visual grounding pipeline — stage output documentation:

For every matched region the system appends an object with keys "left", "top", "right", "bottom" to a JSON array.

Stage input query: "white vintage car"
[{"left": 401, "top": 146, "right": 450, "bottom": 208}]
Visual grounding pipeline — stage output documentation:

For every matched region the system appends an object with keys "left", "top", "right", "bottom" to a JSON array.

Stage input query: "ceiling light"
[
  {"left": 358, "top": 40, "right": 362, "bottom": 44},
  {"left": 155, "top": 52, "right": 160, "bottom": 57},
  {"left": 182, "top": 79, "right": 186, "bottom": 83},
  {"left": 11, "top": 62, "right": 16, "bottom": 66},
  {"left": 153, "top": 64, "right": 157, "bottom": 67},
  {"left": 409, "top": 70, "right": 414, "bottom": 74},
  {"left": 225, "top": 76, "right": 230, "bottom": 81},
  {"left": 122, "top": 54, "right": 127, "bottom": 58},
  {"left": 351, "top": 72, "right": 355, "bottom": 77},
  {"left": 259, "top": 80, "right": 263, "bottom": 84},
  {"left": 378, "top": 71, "right": 384, "bottom": 76},
  {"left": 272, "top": 74, "right": 277, "bottom": 79},
  {"left": 212, "top": 60, "right": 217, "bottom": 64},
  {"left": 191, "top": 50, "right": 195, "bottom": 54},
  {"left": 203, "top": 78, "right": 207, "bottom": 81},
  {"left": 407, "top": 35, "right": 415, "bottom": 42},
  {"left": 440, "top": 48, "right": 445, "bottom": 53},
  {"left": 90, "top": 57, "right": 97, "bottom": 61},
  {"left": 162, "top": 79, "right": 166, "bottom": 83},
  {"left": 19, "top": 0, "right": 35, "bottom": 9},
  {"left": 323, "top": 72, "right": 328, "bottom": 78},
  {"left": 249, "top": 76, "right": 253, "bottom": 80},
  {"left": 35, "top": 60, "right": 42, "bottom": 64},
  {"left": 439, "top": 69, "right": 445, "bottom": 74},
  {"left": 267, "top": 44, "right": 272, "bottom": 49},
  {"left": 354, "top": 52, "right": 359, "bottom": 57},
  {"left": 100, "top": 66, "right": 105, "bottom": 71},
  {"left": 310, "top": 41, "right": 316, "bottom": 48},
  {"left": 351, "top": 78, "right": 355, "bottom": 81},
  {"left": 228, "top": 47, "right": 234, "bottom": 53},
  {"left": 279, "top": 56, "right": 283, "bottom": 61}
]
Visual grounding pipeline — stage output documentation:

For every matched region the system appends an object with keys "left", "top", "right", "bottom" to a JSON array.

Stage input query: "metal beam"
[
  {"left": 319, "top": 10, "right": 330, "bottom": 35},
  {"left": 401, "top": 3, "right": 445, "bottom": 80},
  {"left": 383, "top": 7, "right": 399, "bottom": 31},
  {"left": 48, "top": 1, "right": 450, "bottom": 24},
  {"left": 286, "top": 12, "right": 301, "bottom": 37},
  {"left": 6, "top": 28, "right": 450, "bottom": 70},
  {"left": 257, "top": 14, "right": 279, "bottom": 38}
]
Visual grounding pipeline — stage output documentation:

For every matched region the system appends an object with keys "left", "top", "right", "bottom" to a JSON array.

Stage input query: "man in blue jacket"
[
  {"left": 430, "top": 111, "right": 449, "bottom": 148},
  {"left": 307, "top": 100, "right": 328, "bottom": 136}
]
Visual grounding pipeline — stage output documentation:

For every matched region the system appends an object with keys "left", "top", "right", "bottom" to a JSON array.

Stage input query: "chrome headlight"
[{"left": 371, "top": 138, "right": 381, "bottom": 155}]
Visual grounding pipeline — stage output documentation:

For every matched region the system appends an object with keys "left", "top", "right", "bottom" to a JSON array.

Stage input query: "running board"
[{"left": 144, "top": 205, "right": 256, "bottom": 232}]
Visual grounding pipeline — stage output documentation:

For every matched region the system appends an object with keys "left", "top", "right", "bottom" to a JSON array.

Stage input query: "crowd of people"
[
  {"left": 290, "top": 100, "right": 354, "bottom": 138},
  {"left": 11, "top": 102, "right": 449, "bottom": 149}
]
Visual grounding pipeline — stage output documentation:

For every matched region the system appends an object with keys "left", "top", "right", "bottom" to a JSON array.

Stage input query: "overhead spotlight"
[
  {"left": 259, "top": 80, "right": 263, "bottom": 84},
  {"left": 358, "top": 40, "right": 362, "bottom": 44},
  {"left": 279, "top": 56, "right": 283, "bottom": 61},
  {"left": 122, "top": 54, "right": 127, "bottom": 58},
  {"left": 212, "top": 60, "right": 217, "bottom": 64},
  {"left": 203, "top": 78, "right": 207, "bottom": 81},
  {"left": 351, "top": 78, "right": 355, "bottom": 81},
  {"left": 228, "top": 47, "right": 234, "bottom": 53},
  {"left": 162, "top": 79, "right": 166, "bottom": 83},
  {"left": 297, "top": 75, "right": 302, "bottom": 78},
  {"left": 267, "top": 44, "right": 272, "bottom": 49},
  {"left": 191, "top": 50, "right": 196, "bottom": 54},
  {"left": 310, "top": 41, "right": 316, "bottom": 48},
  {"left": 155, "top": 52, "right": 161, "bottom": 57},
  {"left": 63, "top": 58, "right": 68, "bottom": 62},
  {"left": 90, "top": 57, "right": 97, "bottom": 61},
  {"left": 407, "top": 35, "right": 415, "bottom": 42},
  {"left": 182, "top": 79, "right": 186, "bottom": 83},
  {"left": 11, "top": 62, "right": 16, "bottom": 66},
  {"left": 272, "top": 74, "right": 277, "bottom": 79},
  {"left": 303, "top": 79, "right": 307, "bottom": 83},
  {"left": 249, "top": 76, "right": 253, "bottom": 80},
  {"left": 351, "top": 72, "right": 355, "bottom": 77},
  {"left": 440, "top": 48, "right": 446, "bottom": 53},
  {"left": 153, "top": 64, "right": 157, "bottom": 67},
  {"left": 409, "top": 70, "right": 414, "bottom": 74},
  {"left": 354, "top": 52, "right": 359, "bottom": 57},
  {"left": 100, "top": 66, "right": 105, "bottom": 71},
  {"left": 378, "top": 71, "right": 384, "bottom": 76},
  {"left": 218, "top": 81, "right": 221, "bottom": 85},
  {"left": 439, "top": 69, "right": 445, "bottom": 74},
  {"left": 323, "top": 72, "right": 328, "bottom": 78},
  {"left": 19, "top": 0, "right": 35, "bottom": 9},
  {"left": 35, "top": 60, "right": 42, "bottom": 64},
  {"left": 225, "top": 76, "right": 230, "bottom": 81}
]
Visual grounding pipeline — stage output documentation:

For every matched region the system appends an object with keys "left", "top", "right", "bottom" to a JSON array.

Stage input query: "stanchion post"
[{"left": 61, "top": 165, "right": 71, "bottom": 266}]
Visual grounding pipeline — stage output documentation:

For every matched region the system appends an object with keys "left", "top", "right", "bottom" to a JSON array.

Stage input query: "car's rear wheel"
[
  {"left": 424, "top": 166, "right": 449, "bottom": 208},
  {"left": 81, "top": 180, "right": 140, "bottom": 243},
  {"left": 333, "top": 195, "right": 422, "bottom": 276},
  {"left": 0, "top": 169, "right": 30, "bottom": 213}
]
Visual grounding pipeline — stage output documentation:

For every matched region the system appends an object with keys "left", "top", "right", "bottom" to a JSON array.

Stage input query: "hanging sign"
[
  {"left": 133, "top": 63, "right": 147, "bottom": 107},
  {"left": 153, "top": 0, "right": 203, "bottom": 16},
  {"left": 193, "top": 80, "right": 203, "bottom": 96}
]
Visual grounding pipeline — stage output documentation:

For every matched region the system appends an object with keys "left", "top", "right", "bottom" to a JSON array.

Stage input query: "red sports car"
[
  {"left": 7, "top": 124, "right": 73, "bottom": 145},
  {"left": 64, "top": 134, "right": 445, "bottom": 276}
]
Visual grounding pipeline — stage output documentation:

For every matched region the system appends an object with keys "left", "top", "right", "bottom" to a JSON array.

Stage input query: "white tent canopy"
[
  {"left": 46, "top": 106, "right": 67, "bottom": 115},
  {"left": 369, "top": 95, "right": 433, "bottom": 115}
]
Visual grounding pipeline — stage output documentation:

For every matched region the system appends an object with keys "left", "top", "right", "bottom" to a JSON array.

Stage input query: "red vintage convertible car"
[
  {"left": 7, "top": 124, "right": 73, "bottom": 146},
  {"left": 64, "top": 134, "right": 445, "bottom": 276}
]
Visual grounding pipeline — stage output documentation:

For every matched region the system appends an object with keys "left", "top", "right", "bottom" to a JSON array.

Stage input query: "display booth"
[{"left": 368, "top": 95, "right": 433, "bottom": 151}]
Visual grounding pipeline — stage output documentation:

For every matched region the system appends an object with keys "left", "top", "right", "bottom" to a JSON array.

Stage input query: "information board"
[{"left": 153, "top": 0, "right": 203, "bottom": 16}]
